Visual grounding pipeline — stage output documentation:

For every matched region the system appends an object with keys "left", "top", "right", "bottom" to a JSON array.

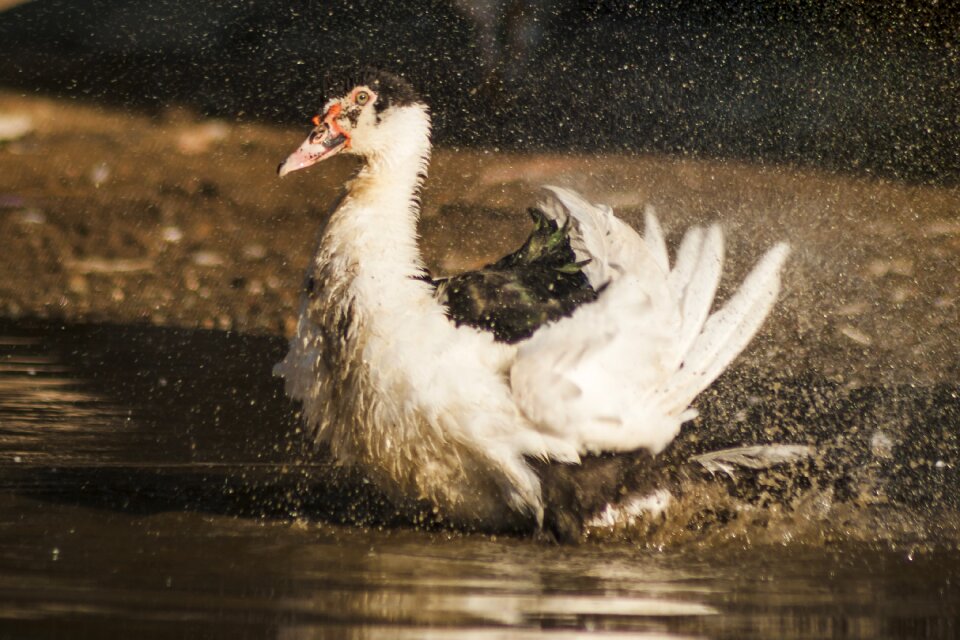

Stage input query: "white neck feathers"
[{"left": 323, "top": 104, "right": 432, "bottom": 278}]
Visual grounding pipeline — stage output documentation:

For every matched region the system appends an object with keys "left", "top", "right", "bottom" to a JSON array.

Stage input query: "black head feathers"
[{"left": 320, "top": 68, "right": 422, "bottom": 114}]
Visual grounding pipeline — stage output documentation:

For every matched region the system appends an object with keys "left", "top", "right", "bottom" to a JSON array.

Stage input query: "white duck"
[{"left": 275, "top": 70, "right": 790, "bottom": 539}]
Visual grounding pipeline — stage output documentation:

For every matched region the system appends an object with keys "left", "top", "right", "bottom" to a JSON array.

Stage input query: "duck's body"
[{"left": 275, "top": 70, "right": 790, "bottom": 537}]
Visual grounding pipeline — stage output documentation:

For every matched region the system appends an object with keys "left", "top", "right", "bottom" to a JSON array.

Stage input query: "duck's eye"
[{"left": 355, "top": 91, "right": 370, "bottom": 105}]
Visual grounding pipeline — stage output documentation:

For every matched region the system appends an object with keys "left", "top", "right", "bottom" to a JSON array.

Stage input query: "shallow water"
[{"left": 0, "top": 320, "right": 958, "bottom": 638}]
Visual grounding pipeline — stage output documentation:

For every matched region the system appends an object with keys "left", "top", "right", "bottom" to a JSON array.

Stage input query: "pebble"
[
  {"left": 183, "top": 270, "right": 200, "bottom": 291},
  {"left": 839, "top": 324, "right": 872, "bottom": 346},
  {"left": 836, "top": 301, "right": 870, "bottom": 316},
  {"left": 14, "top": 208, "right": 45, "bottom": 225},
  {"left": 870, "top": 430, "right": 894, "bottom": 458},
  {"left": 161, "top": 226, "right": 184, "bottom": 243},
  {"left": 176, "top": 121, "right": 230, "bottom": 155},
  {"left": 889, "top": 286, "right": 917, "bottom": 304},
  {"left": 0, "top": 113, "right": 33, "bottom": 142},
  {"left": 67, "top": 274, "right": 89, "bottom": 294},
  {"left": 246, "top": 279, "right": 265, "bottom": 295},
  {"left": 65, "top": 257, "right": 152, "bottom": 274},
  {"left": 191, "top": 251, "right": 225, "bottom": 267},
  {"left": 865, "top": 257, "right": 914, "bottom": 278},
  {"left": 242, "top": 243, "right": 267, "bottom": 261},
  {"left": 89, "top": 162, "right": 111, "bottom": 187}
]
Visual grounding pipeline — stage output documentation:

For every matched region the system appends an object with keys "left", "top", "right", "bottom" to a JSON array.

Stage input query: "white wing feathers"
[
  {"left": 536, "top": 185, "right": 648, "bottom": 285},
  {"left": 511, "top": 187, "right": 789, "bottom": 457},
  {"left": 661, "top": 239, "right": 790, "bottom": 408}
]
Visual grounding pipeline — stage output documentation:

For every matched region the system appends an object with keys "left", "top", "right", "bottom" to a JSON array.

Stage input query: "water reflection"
[
  {"left": 1, "top": 487, "right": 957, "bottom": 640},
  {"left": 0, "top": 339, "right": 133, "bottom": 465},
  {"left": 273, "top": 538, "right": 720, "bottom": 635}
]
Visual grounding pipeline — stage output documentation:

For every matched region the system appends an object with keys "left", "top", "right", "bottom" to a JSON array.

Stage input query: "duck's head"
[{"left": 278, "top": 69, "right": 425, "bottom": 176}]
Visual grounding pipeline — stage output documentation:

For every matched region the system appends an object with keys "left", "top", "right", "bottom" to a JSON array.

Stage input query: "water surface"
[{"left": 0, "top": 320, "right": 957, "bottom": 638}]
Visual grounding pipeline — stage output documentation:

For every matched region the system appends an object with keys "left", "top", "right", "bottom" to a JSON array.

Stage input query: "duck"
[{"left": 274, "top": 69, "right": 790, "bottom": 541}]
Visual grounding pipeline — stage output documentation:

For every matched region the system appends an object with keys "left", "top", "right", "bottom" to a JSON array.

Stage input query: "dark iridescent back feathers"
[{"left": 428, "top": 208, "right": 598, "bottom": 344}]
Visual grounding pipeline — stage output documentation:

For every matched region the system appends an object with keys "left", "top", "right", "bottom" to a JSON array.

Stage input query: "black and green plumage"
[{"left": 428, "top": 208, "right": 598, "bottom": 343}]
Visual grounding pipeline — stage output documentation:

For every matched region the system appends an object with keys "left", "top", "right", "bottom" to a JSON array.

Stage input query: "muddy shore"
[{"left": 1, "top": 91, "right": 958, "bottom": 386}]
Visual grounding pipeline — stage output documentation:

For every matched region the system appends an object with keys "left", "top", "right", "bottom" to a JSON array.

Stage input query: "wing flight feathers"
[{"left": 512, "top": 189, "right": 789, "bottom": 458}]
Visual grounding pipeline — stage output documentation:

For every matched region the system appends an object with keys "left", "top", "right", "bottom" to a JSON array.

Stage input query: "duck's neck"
[{"left": 322, "top": 106, "right": 432, "bottom": 279}]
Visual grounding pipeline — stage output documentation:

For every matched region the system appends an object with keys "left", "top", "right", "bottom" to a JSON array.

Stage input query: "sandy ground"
[{"left": 0, "top": 90, "right": 958, "bottom": 386}]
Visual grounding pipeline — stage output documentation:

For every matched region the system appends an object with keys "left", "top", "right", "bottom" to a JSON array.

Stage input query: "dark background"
[{"left": 1, "top": 0, "right": 957, "bottom": 184}]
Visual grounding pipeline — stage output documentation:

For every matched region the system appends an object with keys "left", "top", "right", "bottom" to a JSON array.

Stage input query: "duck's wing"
[
  {"left": 428, "top": 208, "right": 598, "bottom": 343},
  {"left": 511, "top": 187, "right": 791, "bottom": 458}
]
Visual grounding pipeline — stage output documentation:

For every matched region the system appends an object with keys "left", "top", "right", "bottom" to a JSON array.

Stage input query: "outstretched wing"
[
  {"left": 427, "top": 208, "right": 598, "bottom": 343},
  {"left": 511, "top": 187, "right": 790, "bottom": 457}
]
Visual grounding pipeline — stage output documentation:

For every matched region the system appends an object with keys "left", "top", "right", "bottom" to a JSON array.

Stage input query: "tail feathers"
[
  {"left": 535, "top": 189, "right": 789, "bottom": 399},
  {"left": 668, "top": 226, "right": 704, "bottom": 294},
  {"left": 642, "top": 205, "right": 669, "bottom": 274},
  {"left": 514, "top": 186, "right": 790, "bottom": 461},
  {"left": 640, "top": 209, "right": 725, "bottom": 372},
  {"left": 672, "top": 224, "right": 724, "bottom": 369},
  {"left": 662, "top": 242, "right": 790, "bottom": 412}
]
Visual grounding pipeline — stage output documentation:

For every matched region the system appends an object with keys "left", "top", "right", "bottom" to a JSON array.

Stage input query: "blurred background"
[{"left": 1, "top": 0, "right": 957, "bottom": 184}]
